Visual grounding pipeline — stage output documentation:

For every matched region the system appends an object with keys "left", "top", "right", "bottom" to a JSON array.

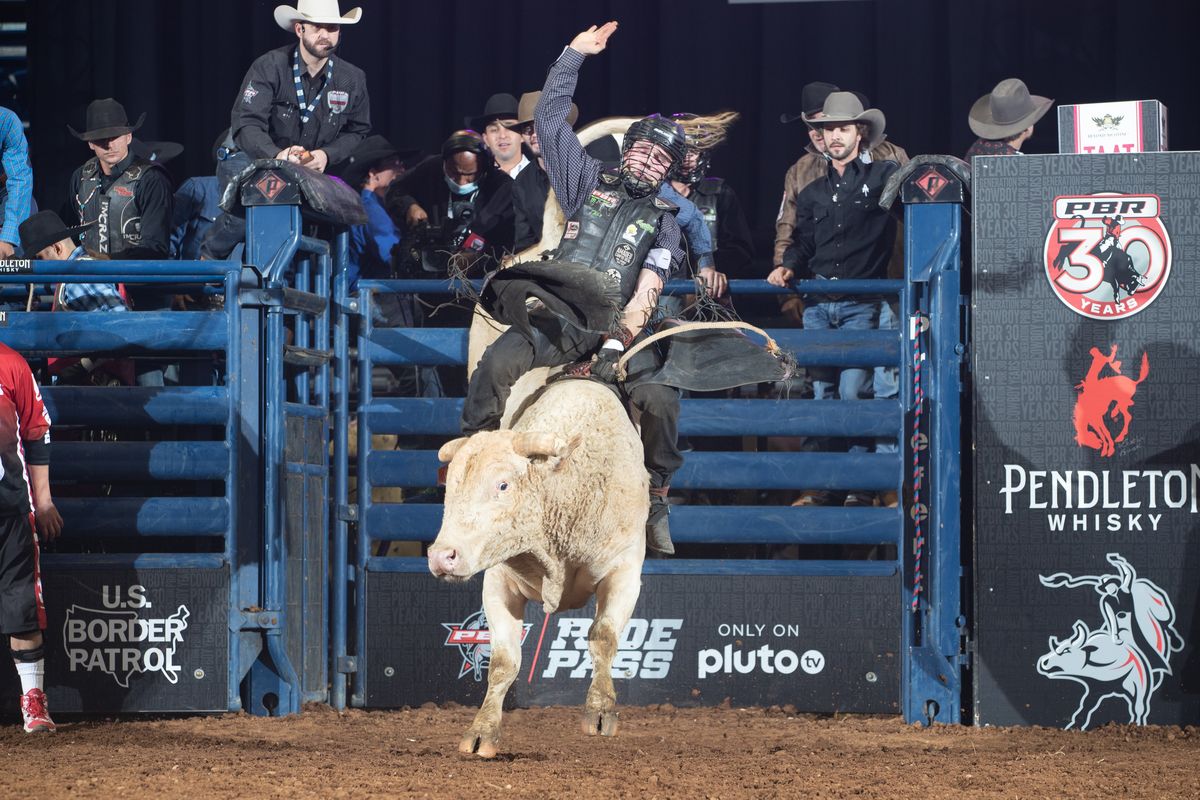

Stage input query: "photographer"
[{"left": 384, "top": 130, "right": 514, "bottom": 276}]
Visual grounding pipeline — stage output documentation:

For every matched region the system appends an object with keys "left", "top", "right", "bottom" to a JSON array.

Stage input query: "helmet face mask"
[
  {"left": 619, "top": 115, "right": 686, "bottom": 197},
  {"left": 672, "top": 146, "right": 711, "bottom": 186}
]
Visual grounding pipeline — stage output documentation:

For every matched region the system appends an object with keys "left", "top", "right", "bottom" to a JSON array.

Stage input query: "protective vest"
[
  {"left": 691, "top": 177, "right": 723, "bottom": 251},
  {"left": 556, "top": 169, "right": 677, "bottom": 302},
  {"left": 76, "top": 157, "right": 165, "bottom": 256}
]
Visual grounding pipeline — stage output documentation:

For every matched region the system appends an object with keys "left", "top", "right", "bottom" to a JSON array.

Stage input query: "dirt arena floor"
[{"left": 2, "top": 704, "right": 1197, "bottom": 799}]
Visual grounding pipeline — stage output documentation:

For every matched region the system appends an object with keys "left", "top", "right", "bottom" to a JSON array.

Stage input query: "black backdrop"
[{"left": 26, "top": 0, "right": 1198, "bottom": 261}]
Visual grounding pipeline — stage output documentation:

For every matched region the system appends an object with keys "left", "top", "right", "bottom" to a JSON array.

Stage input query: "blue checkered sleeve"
[{"left": 0, "top": 108, "right": 33, "bottom": 247}]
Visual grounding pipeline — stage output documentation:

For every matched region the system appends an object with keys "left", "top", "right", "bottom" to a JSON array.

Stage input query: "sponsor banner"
[
  {"left": 364, "top": 571, "right": 898, "bottom": 711},
  {"left": 0, "top": 568, "right": 228, "bottom": 713},
  {"left": 1058, "top": 100, "right": 1168, "bottom": 155},
  {"left": 972, "top": 152, "right": 1200, "bottom": 727}
]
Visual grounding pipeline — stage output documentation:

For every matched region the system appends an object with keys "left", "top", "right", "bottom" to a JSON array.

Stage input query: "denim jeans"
[
  {"left": 802, "top": 298, "right": 879, "bottom": 455},
  {"left": 874, "top": 299, "right": 899, "bottom": 454}
]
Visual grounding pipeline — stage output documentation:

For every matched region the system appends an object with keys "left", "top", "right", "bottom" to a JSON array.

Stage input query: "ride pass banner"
[{"left": 972, "top": 151, "right": 1200, "bottom": 728}]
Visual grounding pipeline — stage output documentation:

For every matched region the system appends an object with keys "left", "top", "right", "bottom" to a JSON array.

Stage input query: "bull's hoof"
[
  {"left": 459, "top": 730, "right": 500, "bottom": 758},
  {"left": 580, "top": 709, "right": 620, "bottom": 737}
]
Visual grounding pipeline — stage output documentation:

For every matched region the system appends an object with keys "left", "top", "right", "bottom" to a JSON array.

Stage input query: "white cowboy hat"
[{"left": 274, "top": 0, "right": 362, "bottom": 31}]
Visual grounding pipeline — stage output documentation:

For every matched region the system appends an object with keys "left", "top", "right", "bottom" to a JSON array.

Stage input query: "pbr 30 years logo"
[{"left": 1043, "top": 193, "right": 1172, "bottom": 320}]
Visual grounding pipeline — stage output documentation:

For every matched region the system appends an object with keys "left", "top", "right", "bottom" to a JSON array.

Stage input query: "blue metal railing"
[{"left": 1, "top": 257, "right": 245, "bottom": 711}]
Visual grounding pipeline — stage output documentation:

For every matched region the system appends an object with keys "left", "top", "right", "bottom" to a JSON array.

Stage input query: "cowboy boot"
[{"left": 647, "top": 485, "right": 674, "bottom": 556}]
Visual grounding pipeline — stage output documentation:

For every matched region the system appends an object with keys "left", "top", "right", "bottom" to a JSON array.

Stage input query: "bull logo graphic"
[
  {"left": 1043, "top": 193, "right": 1171, "bottom": 320},
  {"left": 1037, "top": 553, "right": 1183, "bottom": 729},
  {"left": 442, "top": 607, "right": 532, "bottom": 681},
  {"left": 1072, "top": 344, "right": 1148, "bottom": 457}
]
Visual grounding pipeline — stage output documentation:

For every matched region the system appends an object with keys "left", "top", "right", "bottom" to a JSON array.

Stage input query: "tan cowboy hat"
[
  {"left": 802, "top": 91, "right": 887, "bottom": 148},
  {"left": 274, "top": 0, "right": 362, "bottom": 31},
  {"left": 502, "top": 91, "right": 579, "bottom": 130},
  {"left": 969, "top": 78, "right": 1053, "bottom": 139}
]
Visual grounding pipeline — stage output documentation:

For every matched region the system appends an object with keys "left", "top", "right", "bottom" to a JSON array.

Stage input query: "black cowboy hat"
[
  {"left": 467, "top": 93, "right": 519, "bottom": 131},
  {"left": 18, "top": 211, "right": 94, "bottom": 257},
  {"left": 68, "top": 98, "right": 146, "bottom": 141},
  {"left": 339, "top": 134, "right": 419, "bottom": 188},
  {"left": 780, "top": 81, "right": 840, "bottom": 124},
  {"left": 130, "top": 138, "right": 184, "bottom": 164}
]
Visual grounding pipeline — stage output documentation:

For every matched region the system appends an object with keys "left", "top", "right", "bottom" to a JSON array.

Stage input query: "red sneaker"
[{"left": 20, "top": 688, "right": 56, "bottom": 733}]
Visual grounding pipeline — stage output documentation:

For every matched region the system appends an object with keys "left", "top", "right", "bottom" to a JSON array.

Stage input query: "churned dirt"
[{"left": 2, "top": 703, "right": 1197, "bottom": 799}]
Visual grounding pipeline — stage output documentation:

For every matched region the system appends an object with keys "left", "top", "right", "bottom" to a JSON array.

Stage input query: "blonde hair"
[{"left": 675, "top": 110, "right": 741, "bottom": 151}]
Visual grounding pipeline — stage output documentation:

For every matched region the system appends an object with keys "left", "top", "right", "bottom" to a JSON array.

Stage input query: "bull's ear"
[{"left": 438, "top": 437, "right": 470, "bottom": 464}]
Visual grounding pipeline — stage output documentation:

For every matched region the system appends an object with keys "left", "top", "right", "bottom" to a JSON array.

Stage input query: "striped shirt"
[
  {"left": 535, "top": 47, "right": 683, "bottom": 280},
  {"left": 0, "top": 107, "right": 33, "bottom": 248}
]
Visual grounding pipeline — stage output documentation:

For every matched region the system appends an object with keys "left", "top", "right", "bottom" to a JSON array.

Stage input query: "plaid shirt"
[
  {"left": 965, "top": 138, "right": 1021, "bottom": 159},
  {"left": 535, "top": 47, "right": 683, "bottom": 280},
  {"left": 56, "top": 247, "right": 127, "bottom": 311}
]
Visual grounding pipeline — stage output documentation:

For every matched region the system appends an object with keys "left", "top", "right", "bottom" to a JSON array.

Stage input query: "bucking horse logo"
[
  {"left": 1037, "top": 553, "right": 1183, "bottom": 729},
  {"left": 1073, "top": 344, "right": 1148, "bottom": 457}
]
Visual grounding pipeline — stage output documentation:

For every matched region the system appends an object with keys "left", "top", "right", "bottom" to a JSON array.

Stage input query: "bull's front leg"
[
  {"left": 581, "top": 563, "right": 641, "bottom": 737},
  {"left": 461, "top": 569, "right": 526, "bottom": 758}
]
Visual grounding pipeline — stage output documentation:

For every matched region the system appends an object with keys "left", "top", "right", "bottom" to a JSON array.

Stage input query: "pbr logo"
[
  {"left": 1037, "top": 553, "right": 1183, "bottom": 729},
  {"left": 1043, "top": 193, "right": 1172, "bottom": 320},
  {"left": 442, "top": 607, "right": 532, "bottom": 681},
  {"left": 1073, "top": 344, "right": 1149, "bottom": 458}
]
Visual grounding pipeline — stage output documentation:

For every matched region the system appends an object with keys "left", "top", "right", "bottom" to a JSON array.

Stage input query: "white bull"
[{"left": 429, "top": 379, "right": 647, "bottom": 757}]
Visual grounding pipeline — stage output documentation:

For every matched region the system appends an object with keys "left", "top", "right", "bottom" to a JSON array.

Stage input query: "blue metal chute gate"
[
  {"left": 0, "top": 162, "right": 353, "bottom": 715},
  {"left": 332, "top": 163, "right": 969, "bottom": 721}
]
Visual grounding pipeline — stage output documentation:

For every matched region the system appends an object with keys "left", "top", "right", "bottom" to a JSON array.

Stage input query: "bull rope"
[{"left": 614, "top": 320, "right": 782, "bottom": 379}]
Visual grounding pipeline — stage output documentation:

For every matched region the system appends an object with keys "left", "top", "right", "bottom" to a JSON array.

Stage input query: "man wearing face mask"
[
  {"left": 201, "top": 0, "right": 371, "bottom": 260},
  {"left": 463, "top": 22, "right": 692, "bottom": 555},
  {"left": 384, "top": 130, "right": 514, "bottom": 274}
]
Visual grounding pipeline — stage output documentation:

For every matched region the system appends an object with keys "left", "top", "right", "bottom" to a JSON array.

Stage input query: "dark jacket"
[
  {"left": 512, "top": 160, "right": 550, "bottom": 253},
  {"left": 385, "top": 155, "right": 515, "bottom": 262},
  {"left": 230, "top": 44, "right": 371, "bottom": 167}
]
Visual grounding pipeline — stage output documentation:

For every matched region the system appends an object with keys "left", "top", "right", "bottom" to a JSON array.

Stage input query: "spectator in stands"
[
  {"left": 774, "top": 82, "right": 908, "bottom": 323},
  {"left": 505, "top": 91, "right": 577, "bottom": 254},
  {"left": 472, "top": 94, "right": 527, "bottom": 178},
  {"left": 201, "top": 0, "right": 371, "bottom": 260},
  {"left": 172, "top": 132, "right": 226, "bottom": 261},
  {"left": 67, "top": 98, "right": 173, "bottom": 261},
  {"left": 0, "top": 340, "right": 63, "bottom": 733},
  {"left": 0, "top": 106, "right": 33, "bottom": 259},
  {"left": 18, "top": 210, "right": 125, "bottom": 312},
  {"left": 341, "top": 134, "right": 407, "bottom": 289},
  {"left": 965, "top": 78, "right": 1052, "bottom": 159},
  {"left": 385, "top": 130, "right": 514, "bottom": 273},
  {"left": 669, "top": 112, "right": 754, "bottom": 290},
  {"left": 769, "top": 93, "right": 902, "bottom": 508}
]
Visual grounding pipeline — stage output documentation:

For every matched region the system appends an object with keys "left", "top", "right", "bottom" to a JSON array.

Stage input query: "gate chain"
[{"left": 910, "top": 311, "right": 929, "bottom": 612}]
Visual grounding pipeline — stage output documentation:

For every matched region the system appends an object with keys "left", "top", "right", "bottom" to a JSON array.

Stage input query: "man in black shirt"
[
  {"left": 505, "top": 90, "right": 578, "bottom": 254},
  {"left": 769, "top": 92, "right": 901, "bottom": 505},
  {"left": 68, "top": 98, "right": 173, "bottom": 261},
  {"left": 201, "top": 0, "right": 370, "bottom": 259}
]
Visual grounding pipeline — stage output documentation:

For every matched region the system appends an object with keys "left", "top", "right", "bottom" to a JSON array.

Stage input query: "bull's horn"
[
  {"left": 1070, "top": 621, "right": 1087, "bottom": 647},
  {"left": 513, "top": 432, "right": 571, "bottom": 460},
  {"left": 438, "top": 437, "right": 470, "bottom": 464}
]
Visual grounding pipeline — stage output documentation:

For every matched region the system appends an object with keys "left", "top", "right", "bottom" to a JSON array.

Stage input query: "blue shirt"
[
  {"left": 658, "top": 183, "right": 715, "bottom": 271},
  {"left": 57, "top": 247, "right": 127, "bottom": 311},
  {"left": 171, "top": 176, "right": 221, "bottom": 260},
  {"left": 0, "top": 107, "right": 33, "bottom": 248},
  {"left": 348, "top": 188, "right": 401, "bottom": 289}
]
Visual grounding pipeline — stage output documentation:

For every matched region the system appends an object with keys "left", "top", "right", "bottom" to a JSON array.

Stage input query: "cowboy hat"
[
  {"left": 339, "top": 134, "right": 420, "bottom": 188},
  {"left": 67, "top": 98, "right": 145, "bottom": 142},
  {"left": 130, "top": 138, "right": 184, "bottom": 165},
  {"left": 18, "top": 211, "right": 94, "bottom": 257},
  {"left": 780, "top": 81, "right": 839, "bottom": 124},
  {"left": 502, "top": 91, "right": 579, "bottom": 130},
  {"left": 467, "top": 93, "right": 519, "bottom": 131},
  {"left": 969, "top": 78, "right": 1053, "bottom": 139},
  {"left": 274, "top": 0, "right": 362, "bottom": 31},
  {"left": 802, "top": 91, "right": 887, "bottom": 148}
]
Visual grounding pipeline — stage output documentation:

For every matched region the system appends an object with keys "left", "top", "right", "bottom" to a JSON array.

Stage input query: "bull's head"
[{"left": 427, "top": 430, "right": 580, "bottom": 582}]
